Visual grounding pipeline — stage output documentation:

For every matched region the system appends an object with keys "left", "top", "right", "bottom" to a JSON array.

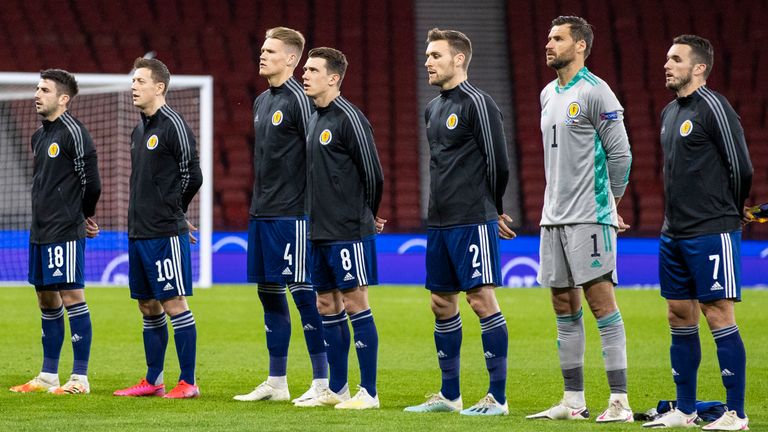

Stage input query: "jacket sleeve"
[
  {"left": 168, "top": 120, "right": 203, "bottom": 213},
  {"left": 64, "top": 120, "right": 101, "bottom": 218},
  {"left": 292, "top": 92, "right": 314, "bottom": 140},
  {"left": 707, "top": 95, "right": 753, "bottom": 211},
  {"left": 76, "top": 128, "right": 101, "bottom": 218},
  {"left": 587, "top": 84, "right": 632, "bottom": 199},
  {"left": 469, "top": 94, "right": 509, "bottom": 215},
  {"left": 343, "top": 112, "right": 384, "bottom": 217}
]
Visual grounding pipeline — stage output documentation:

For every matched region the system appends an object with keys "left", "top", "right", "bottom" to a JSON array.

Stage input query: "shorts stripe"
[
  {"left": 295, "top": 220, "right": 299, "bottom": 283},
  {"left": 354, "top": 242, "right": 368, "bottom": 286},
  {"left": 66, "top": 241, "right": 72, "bottom": 283},
  {"left": 721, "top": 233, "right": 735, "bottom": 298},
  {"left": 478, "top": 225, "right": 492, "bottom": 284},
  {"left": 295, "top": 219, "right": 306, "bottom": 283},
  {"left": 171, "top": 236, "right": 186, "bottom": 296}
]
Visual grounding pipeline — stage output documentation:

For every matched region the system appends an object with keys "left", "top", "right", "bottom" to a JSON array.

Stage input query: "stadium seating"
[
  {"left": 0, "top": 0, "right": 764, "bottom": 237},
  {"left": 507, "top": 0, "right": 767, "bottom": 238},
  {"left": 0, "top": 0, "right": 421, "bottom": 231}
]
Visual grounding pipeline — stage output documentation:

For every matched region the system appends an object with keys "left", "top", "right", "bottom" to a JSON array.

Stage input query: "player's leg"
[
  {"left": 642, "top": 235, "right": 701, "bottom": 428},
  {"left": 11, "top": 244, "right": 64, "bottom": 393},
  {"left": 312, "top": 244, "right": 351, "bottom": 406},
  {"left": 288, "top": 282, "right": 328, "bottom": 403},
  {"left": 694, "top": 231, "right": 747, "bottom": 429},
  {"left": 457, "top": 222, "right": 508, "bottom": 416},
  {"left": 256, "top": 282, "right": 291, "bottom": 396},
  {"left": 405, "top": 226, "right": 465, "bottom": 413},
  {"left": 235, "top": 219, "right": 290, "bottom": 401},
  {"left": 334, "top": 239, "right": 380, "bottom": 410},
  {"left": 114, "top": 238, "right": 168, "bottom": 397},
  {"left": 45, "top": 239, "right": 92, "bottom": 395},
  {"left": 287, "top": 217, "right": 328, "bottom": 403},
  {"left": 153, "top": 235, "right": 199, "bottom": 399},
  {"left": 37, "top": 290, "right": 66, "bottom": 388},
  {"left": 316, "top": 288, "right": 350, "bottom": 405},
  {"left": 562, "top": 224, "right": 630, "bottom": 421},
  {"left": 700, "top": 300, "right": 747, "bottom": 430},
  {"left": 258, "top": 220, "right": 291, "bottom": 393},
  {"left": 528, "top": 226, "right": 589, "bottom": 420}
]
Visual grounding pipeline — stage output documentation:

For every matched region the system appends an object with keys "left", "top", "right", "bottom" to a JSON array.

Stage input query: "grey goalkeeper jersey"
[{"left": 540, "top": 67, "right": 631, "bottom": 227}]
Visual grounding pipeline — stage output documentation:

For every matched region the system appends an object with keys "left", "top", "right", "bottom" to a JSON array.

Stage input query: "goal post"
[{"left": 0, "top": 72, "right": 213, "bottom": 288}]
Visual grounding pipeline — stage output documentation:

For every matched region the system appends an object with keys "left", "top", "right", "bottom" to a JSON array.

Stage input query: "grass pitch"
[{"left": 0, "top": 285, "right": 766, "bottom": 431}]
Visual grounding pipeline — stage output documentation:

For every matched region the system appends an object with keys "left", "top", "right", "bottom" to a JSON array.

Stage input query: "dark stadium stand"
[
  {"left": 508, "top": 0, "right": 767, "bottom": 238},
  {"left": 0, "top": 0, "right": 420, "bottom": 231},
  {"left": 0, "top": 0, "right": 764, "bottom": 237}
]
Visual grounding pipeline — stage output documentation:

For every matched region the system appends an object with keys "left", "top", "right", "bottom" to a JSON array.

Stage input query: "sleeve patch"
[{"left": 600, "top": 111, "right": 620, "bottom": 121}]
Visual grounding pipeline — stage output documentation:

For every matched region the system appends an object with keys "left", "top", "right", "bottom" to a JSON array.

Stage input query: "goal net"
[{"left": 0, "top": 72, "right": 213, "bottom": 287}]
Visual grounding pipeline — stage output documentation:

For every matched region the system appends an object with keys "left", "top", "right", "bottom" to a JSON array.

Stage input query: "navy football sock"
[
  {"left": 350, "top": 309, "right": 378, "bottom": 397},
  {"left": 258, "top": 284, "right": 290, "bottom": 377},
  {"left": 41, "top": 306, "right": 65, "bottom": 374},
  {"left": 66, "top": 302, "right": 92, "bottom": 375},
  {"left": 670, "top": 326, "right": 700, "bottom": 414},
  {"left": 434, "top": 313, "right": 462, "bottom": 401},
  {"left": 322, "top": 311, "right": 350, "bottom": 393},
  {"left": 712, "top": 325, "right": 746, "bottom": 418},
  {"left": 289, "top": 284, "right": 327, "bottom": 379},
  {"left": 142, "top": 313, "right": 168, "bottom": 385},
  {"left": 480, "top": 312, "right": 508, "bottom": 405},
  {"left": 170, "top": 311, "right": 197, "bottom": 384}
]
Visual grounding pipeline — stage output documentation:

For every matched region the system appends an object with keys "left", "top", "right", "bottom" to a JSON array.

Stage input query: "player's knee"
[
  {"left": 60, "top": 289, "right": 85, "bottom": 307},
  {"left": 160, "top": 296, "right": 189, "bottom": 316},
  {"left": 466, "top": 289, "right": 499, "bottom": 317},
  {"left": 316, "top": 291, "right": 342, "bottom": 315},
  {"left": 37, "top": 291, "right": 62, "bottom": 309},
  {"left": 138, "top": 299, "right": 163, "bottom": 316},
  {"left": 666, "top": 301, "right": 698, "bottom": 326},
  {"left": 701, "top": 300, "right": 736, "bottom": 329}
]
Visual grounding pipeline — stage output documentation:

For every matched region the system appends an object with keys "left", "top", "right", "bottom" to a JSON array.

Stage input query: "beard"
[
  {"left": 666, "top": 71, "right": 692, "bottom": 92},
  {"left": 546, "top": 51, "right": 574, "bottom": 71}
]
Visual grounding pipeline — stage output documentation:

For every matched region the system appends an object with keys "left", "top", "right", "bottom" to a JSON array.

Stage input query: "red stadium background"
[{"left": 1, "top": 0, "right": 764, "bottom": 238}]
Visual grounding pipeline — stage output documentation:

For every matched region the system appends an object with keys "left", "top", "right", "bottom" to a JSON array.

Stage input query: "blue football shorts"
[
  {"left": 248, "top": 217, "right": 311, "bottom": 285},
  {"left": 129, "top": 235, "right": 193, "bottom": 300},
  {"left": 310, "top": 236, "right": 377, "bottom": 292},
  {"left": 29, "top": 238, "right": 85, "bottom": 290},
  {"left": 426, "top": 221, "right": 501, "bottom": 292},
  {"left": 659, "top": 230, "right": 742, "bottom": 303}
]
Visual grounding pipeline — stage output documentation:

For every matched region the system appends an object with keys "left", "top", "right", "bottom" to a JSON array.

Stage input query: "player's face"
[
  {"left": 34, "top": 79, "right": 64, "bottom": 118},
  {"left": 664, "top": 44, "right": 695, "bottom": 92},
  {"left": 545, "top": 25, "right": 578, "bottom": 70},
  {"left": 302, "top": 57, "right": 336, "bottom": 99},
  {"left": 260, "top": 38, "right": 292, "bottom": 78},
  {"left": 424, "top": 40, "right": 457, "bottom": 87},
  {"left": 131, "top": 67, "right": 162, "bottom": 110}
]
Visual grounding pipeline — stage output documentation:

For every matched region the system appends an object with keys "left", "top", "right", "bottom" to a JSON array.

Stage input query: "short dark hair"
[
  {"left": 672, "top": 34, "right": 714, "bottom": 78},
  {"left": 551, "top": 16, "right": 594, "bottom": 59},
  {"left": 133, "top": 57, "right": 171, "bottom": 95},
  {"left": 426, "top": 28, "right": 473, "bottom": 70},
  {"left": 40, "top": 69, "right": 78, "bottom": 98},
  {"left": 307, "top": 47, "right": 348, "bottom": 86}
]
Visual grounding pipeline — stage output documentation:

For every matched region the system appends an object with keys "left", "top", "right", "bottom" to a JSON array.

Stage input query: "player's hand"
[
  {"left": 617, "top": 214, "right": 630, "bottom": 233},
  {"left": 498, "top": 214, "right": 516, "bottom": 240},
  {"left": 85, "top": 217, "right": 99, "bottom": 238},
  {"left": 742, "top": 205, "right": 755, "bottom": 225},
  {"left": 375, "top": 216, "right": 387, "bottom": 234},
  {"left": 187, "top": 220, "right": 198, "bottom": 244}
]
